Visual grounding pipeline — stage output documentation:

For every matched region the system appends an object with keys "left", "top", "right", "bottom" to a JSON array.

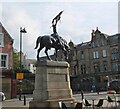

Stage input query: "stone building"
[
  {"left": 36, "top": 27, "right": 120, "bottom": 92},
  {"left": 68, "top": 27, "right": 120, "bottom": 91}
]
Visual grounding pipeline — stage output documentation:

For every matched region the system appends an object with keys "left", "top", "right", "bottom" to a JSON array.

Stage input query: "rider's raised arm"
[{"left": 52, "top": 11, "right": 63, "bottom": 26}]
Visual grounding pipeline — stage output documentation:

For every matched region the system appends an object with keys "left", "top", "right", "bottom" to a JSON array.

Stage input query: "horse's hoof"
[
  {"left": 47, "top": 59, "right": 52, "bottom": 61},
  {"left": 49, "top": 59, "right": 52, "bottom": 61}
]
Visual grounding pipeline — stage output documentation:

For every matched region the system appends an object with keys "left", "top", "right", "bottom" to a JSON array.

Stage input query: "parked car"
[
  {"left": 108, "top": 79, "right": 120, "bottom": 93},
  {"left": 0, "top": 92, "right": 6, "bottom": 101},
  {"left": 107, "top": 90, "right": 116, "bottom": 94}
]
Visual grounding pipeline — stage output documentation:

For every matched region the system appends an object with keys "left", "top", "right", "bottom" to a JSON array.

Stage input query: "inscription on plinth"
[{"left": 29, "top": 60, "right": 75, "bottom": 108}]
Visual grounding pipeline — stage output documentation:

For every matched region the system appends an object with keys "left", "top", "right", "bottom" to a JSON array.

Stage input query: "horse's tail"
[{"left": 34, "top": 36, "right": 41, "bottom": 49}]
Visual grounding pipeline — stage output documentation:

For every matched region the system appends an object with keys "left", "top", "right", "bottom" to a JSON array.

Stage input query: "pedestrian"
[
  {"left": 96, "top": 86, "right": 99, "bottom": 95},
  {"left": 80, "top": 90, "right": 84, "bottom": 100}
]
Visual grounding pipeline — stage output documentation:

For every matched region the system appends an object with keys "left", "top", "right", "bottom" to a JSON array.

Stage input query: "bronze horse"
[{"left": 34, "top": 35, "right": 70, "bottom": 61}]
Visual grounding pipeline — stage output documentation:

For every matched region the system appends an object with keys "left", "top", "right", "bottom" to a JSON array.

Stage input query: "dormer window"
[{"left": 0, "top": 33, "right": 4, "bottom": 47}]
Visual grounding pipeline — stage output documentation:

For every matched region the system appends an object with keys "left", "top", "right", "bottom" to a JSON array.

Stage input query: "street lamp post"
[
  {"left": 106, "top": 76, "right": 110, "bottom": 89},
  {"left": 20, "top": 27, "right": 27, "bottom": 70},
  {"left": 19, "top": 27, "right": 27, "bottom": 100}
]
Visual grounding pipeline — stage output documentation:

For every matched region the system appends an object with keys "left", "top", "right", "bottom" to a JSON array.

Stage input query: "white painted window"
[
  {"left": 80, "top": 51, "right": 84, "bottom": 59},
  {"left": 102, "top": 50, "right": 107, "bottom": 57},
  {"left": 93, "top": 51, "right": 99, "bottom": 59},
  {"left": 0, "top": 33, "right": 4, "bottom": 47},
  {"left": 0, "top": 53, "right": 8, "bottom": 68}
]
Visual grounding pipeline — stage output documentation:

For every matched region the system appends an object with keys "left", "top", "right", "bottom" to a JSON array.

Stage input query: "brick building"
[
  {"left": 0, "top": 23, "right": 14, "bottom": 69},
  {"left": 68, "top": 27, "right": 120, "bottom": 91},
  {"left": 0, "top": 22, "right": 15, "bottom": 99}
]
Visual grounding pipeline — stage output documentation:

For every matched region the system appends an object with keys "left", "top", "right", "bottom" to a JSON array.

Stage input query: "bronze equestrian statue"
[{"left": 35, "top": 11, "right": 70, "bottom": 61}]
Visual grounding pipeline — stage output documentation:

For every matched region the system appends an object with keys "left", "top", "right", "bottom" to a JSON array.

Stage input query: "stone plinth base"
[
  {"left": 29, "top": 98, "right": 74, "bottom": 109},
  {"left": 29, "top": 60, "right": 75, "bottom": 108}
]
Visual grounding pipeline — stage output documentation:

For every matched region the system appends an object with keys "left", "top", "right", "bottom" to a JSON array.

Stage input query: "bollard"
[
  {"left": 24, "top": 95, "right": 26, "bottom": 105},
  {"left": 19, "top": 89, "right": 22, "bottom": 101}
]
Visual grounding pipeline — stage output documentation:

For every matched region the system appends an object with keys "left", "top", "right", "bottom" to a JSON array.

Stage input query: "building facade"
[
  {"left": 0, "top": 23, "right": 14, "bottom": 70},
  {"left": 23, "top": 59, "right": 36, "bottom": 74},
  {"left": 69, "top": 28, "right": 120, "bottom": 91},
  {"left": 0, "top": 22, "right": 15, "bottom": 99}
]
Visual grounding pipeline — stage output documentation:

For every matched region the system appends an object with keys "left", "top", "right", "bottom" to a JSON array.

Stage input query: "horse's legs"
[
  {"left": 37, "top": 46, "right": 43, "bottom": 61},
  {"left": 64, "top": 51, "right": 68, "bottom": 61},
  {"left": 45, "top": 47, "right": 52, "bottom": 60},
  {"left": 62, "top": 48, "right": 68, "bottom": 61}
]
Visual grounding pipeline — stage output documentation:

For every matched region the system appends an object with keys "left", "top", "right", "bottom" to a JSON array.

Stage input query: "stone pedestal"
[{"left": 29, "top": 60, "right": 75, "bottom": 109}]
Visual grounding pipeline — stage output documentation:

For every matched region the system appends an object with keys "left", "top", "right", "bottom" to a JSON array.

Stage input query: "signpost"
[{"left": 16, "top": 73, "right": 24, "bottom": 100}]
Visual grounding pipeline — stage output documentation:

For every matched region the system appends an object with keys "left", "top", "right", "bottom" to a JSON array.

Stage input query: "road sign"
[{"left": 16, "top": 73, "right": 24, "bottom": 80}]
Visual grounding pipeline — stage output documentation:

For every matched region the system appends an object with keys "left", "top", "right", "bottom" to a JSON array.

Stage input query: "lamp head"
[{"left": 20, "top": 28, "right": 27, "bottom": 33}]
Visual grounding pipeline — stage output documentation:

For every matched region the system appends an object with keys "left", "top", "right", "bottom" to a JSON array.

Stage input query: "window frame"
[
  {"left": 80, "top": 51, "right": 84, "bottom": 60},
  {"left": 102, "top": 50, "right": 107, "bottom": 58},
  {"left": 111, "top": 48, "right": 118, "bottom": 60},
  {"left": 0, "top": 33, "right": 4, "bottom": 47},
  {"left": 103, "top": 60, "right": 108, "bottom": 72},
  {"left": 0, "top": 53, "right": 8, "bottom": 69},
  {"left": 93, "top": 61, "right": 100, "bottom": 73},
  {"left": 93, "top": 51, "right": 99, "bottom": 59}
]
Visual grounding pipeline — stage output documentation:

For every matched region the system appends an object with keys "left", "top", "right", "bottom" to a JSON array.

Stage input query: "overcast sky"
[{"left": 0, "top": 0, "right": 119, "bottom": 59}]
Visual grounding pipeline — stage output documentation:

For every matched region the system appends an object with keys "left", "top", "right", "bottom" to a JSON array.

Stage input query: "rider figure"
[{"left": 51, "top": 11, "right": 63, "bottom": 45}]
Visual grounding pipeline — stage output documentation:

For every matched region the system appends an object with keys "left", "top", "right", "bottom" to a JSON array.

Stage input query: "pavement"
[
  {"left": 1, "top": 94, "right": 32, "bottom": 109},
  {"left": 1, "top": 92, "right": 120, "bottom": 109}
]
